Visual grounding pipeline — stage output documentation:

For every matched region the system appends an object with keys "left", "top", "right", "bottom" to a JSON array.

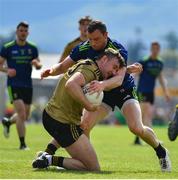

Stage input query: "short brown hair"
[
  {"left": 16, "top": 21, "right": 29, "bottom": 29},
  {"left": 78, "top": 16, "right": 92, "bottom": 24},
  {"left": 151, "top": 41, "right": 160, "bottom": 48},
  {"left": 87, "top": 20, "right": 107, "bottom": 34},
  {"left": 97, "top": 48, "right": 126, "bottom": 68}
]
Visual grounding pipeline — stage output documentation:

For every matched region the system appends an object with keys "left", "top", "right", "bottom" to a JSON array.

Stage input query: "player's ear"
[{"left": 103, "top": 32, "right": 108, "bottom": 38}]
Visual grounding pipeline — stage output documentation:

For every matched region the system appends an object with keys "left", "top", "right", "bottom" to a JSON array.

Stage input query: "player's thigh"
[
  {"left": 65, "top": 134, "right": 100, "bottom": 170},
  {"left": 122, "top": 99, "right": 143, "bottom": 129}
]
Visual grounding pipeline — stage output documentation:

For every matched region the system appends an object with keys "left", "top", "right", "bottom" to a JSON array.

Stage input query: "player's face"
[
  {"left": 87, "top": 30, "right": 108, "bottom": 51},
  {"left": 16, "top": 26, "right": 29, "bottom": 41},
  {"left": 101, "top": 56, "right": 120, "bottom": 79},
  {"left": 151, "top": 45, "right": 160, "bottom": 58},
  {"left": 79, "top": 21, "right": 90, "bottom": 37}
]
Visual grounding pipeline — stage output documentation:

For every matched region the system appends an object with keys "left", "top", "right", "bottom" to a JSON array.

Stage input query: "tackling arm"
[
  {"left": 126, "top": 62, "right": 143, "bottom": 74},
  {"left": 40, "top": 56, "right": 75, "bottom": 79},
  {"left": 88, "top": 67, "right": 126, "bottom": 93}
]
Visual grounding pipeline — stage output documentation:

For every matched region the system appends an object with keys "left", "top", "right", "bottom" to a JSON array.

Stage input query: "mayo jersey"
[
  {"left": 70, "top": 38, "right": 135, "bottom": 90},
  {"left": 0, "top": 40, "right": 38, "bottom": 87},
  {"left": 137, "top": 57, "right": 164, "bottom": 93}
]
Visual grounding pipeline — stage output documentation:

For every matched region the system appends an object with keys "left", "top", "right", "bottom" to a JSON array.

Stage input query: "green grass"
[{"left": 0, "top": 124, "right": 178, "bottom": 179}]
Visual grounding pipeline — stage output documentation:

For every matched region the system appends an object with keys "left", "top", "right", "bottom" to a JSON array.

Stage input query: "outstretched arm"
[{"left": 40, "top": 56, "right": 75, "bottom": 79}]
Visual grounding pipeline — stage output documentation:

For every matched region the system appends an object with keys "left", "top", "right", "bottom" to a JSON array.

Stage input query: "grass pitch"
[{"left": 0, "top": 123, "right": 178, "bottom": 179}]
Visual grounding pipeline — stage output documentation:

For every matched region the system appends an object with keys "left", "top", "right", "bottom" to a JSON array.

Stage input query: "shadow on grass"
[
  {"left": 0, "top": 147, "right": 20, "bottom": 151},
  {"left": 32, "top": 167, "right": 115, "bottom": 175}
]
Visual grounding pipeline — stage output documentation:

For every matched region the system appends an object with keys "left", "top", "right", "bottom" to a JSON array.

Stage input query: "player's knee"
[
  {"left": 129, "top": 126, "right": 144, "bottom": 136},
  {"left": 18, "top": 112, "right": 26, "bottom": 121},
  {"left": 87, "top": 163, "right": 100, "bottom": 171}
]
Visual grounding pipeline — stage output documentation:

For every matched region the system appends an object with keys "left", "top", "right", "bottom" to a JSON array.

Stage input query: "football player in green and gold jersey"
[{"left": 32, "top": 48, "right": 126, "bottom": 171}]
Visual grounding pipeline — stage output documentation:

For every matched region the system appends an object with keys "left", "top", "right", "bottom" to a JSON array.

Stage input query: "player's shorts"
[
  {"left": 103, "top": 87, "right": 138, "bottom": 110},
  {"left": 7, "top": 86, "right": 33, "bottom": 104},
  {"left": 42, "top": 110, "right": 83, "bottom": 148},
  {"left": 137, "top": 91, "right": 154, "bottom": 104}
]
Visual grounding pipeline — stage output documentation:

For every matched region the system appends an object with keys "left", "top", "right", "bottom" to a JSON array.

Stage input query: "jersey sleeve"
[
  {"left": 69, "top": 45, "right": 83, "bottom": 62},
  {"left": 0, "top": 46, "right": 8, "bottom": 59},
  {"left": 32, "top": 47, "right": 39, "bottom": 59},
  {"left": 77, "top": 66, "right": 96, "bottom": 84}
]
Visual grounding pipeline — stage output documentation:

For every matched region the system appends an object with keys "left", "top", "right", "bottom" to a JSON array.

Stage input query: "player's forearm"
[
  {"left": 50, "top": 63, "right": 67, "bottom": 76},
  {"left": 161, "top": 81, "right": 168, "bottom": 95},
  {"left": 159, "top": 76, "right": 168, "bottom": 94},
  {"left": 101, "top": 75, "right": 124, "bottom": 91},
  {"left": 65, "top": 80, "right": 89, "bottom": 108},
  {"left": 102, "top": 68, "right": 126, "bottom": 91},
  {"left": 126, "top": 63, "right": 143, "bottom": 74}
]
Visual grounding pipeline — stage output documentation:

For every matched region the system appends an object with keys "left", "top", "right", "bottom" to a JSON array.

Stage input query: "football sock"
[
  {"left": 19, "top": 137, "right": 26, "bottom": 146},
  {"left": 52, "top": 156, "right": 64, "bottom": 167},
  {"left": 154, "top": 143, "right": 166, "bottom": 159},
  {"left": 45, "top": 143, "right": 57, "bottom": 155}
]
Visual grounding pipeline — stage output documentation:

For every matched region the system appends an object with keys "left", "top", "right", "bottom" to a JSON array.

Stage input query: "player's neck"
[
  {"left": 150, "top": 55, "right": 158, "bottom": 60},
  {"left": 16, "top": 39, "right": 26, "bottom": 46},
  {"left": 80, "top": 35, "right": 88, "bottom": 41}
]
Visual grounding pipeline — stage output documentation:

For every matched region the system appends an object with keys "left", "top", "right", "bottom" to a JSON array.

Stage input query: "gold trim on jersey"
[{"left": 70, "top": 124, "right": 80, "bottom": 140}]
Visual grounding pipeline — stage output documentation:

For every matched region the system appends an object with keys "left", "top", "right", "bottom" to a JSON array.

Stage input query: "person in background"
[
  {"left": 59, "top": 15, "right": 92, "bottom": 62},
  {"left": 135, "top": 42, "right": 170, "bottom": 145},
  {"left": 0, "top": 21, "right": 42, "bottom": 150}
]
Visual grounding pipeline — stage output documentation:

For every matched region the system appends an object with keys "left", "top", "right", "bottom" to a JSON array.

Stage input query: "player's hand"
[
  {"left": 31, "top": 59, "right": 42, "bottom": 70},
  {"left": 165, "top": 92, "right": 171, "bottom": 102},
  {"left": 127, "top": 63, "right": 143, "bottom": 74},
  {"left": 40, "top": 68, "right": 54, "bottom": 79},
  {"left": 7, "top": 68, "right": 16, "bottom": 77},
  {"left": 88, "top": 80, "right": 104, "bottom": 94}
]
